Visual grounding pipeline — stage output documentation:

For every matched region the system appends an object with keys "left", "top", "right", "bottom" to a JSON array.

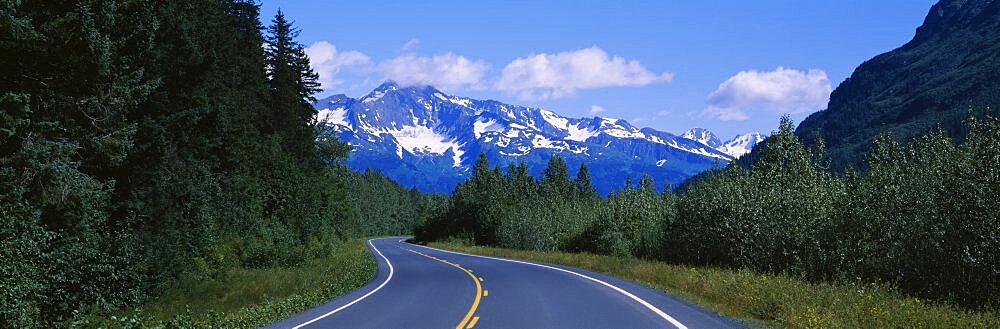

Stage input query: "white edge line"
[
  {"left": 407, "top": 241, "right": 688, "bottom": 329},
  {"left": 292, "top": 239, "right": 394, "bottom": 329}
]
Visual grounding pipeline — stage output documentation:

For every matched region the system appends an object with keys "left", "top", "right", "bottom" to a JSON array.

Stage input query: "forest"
[
  {"left": 1, "top": 1, "right": 428, "bottom": 326},
  {"left": 4, "top": 0, "right": 999, "bottom": 327},
  {"left": 415, "top": 115, "right": 1000, "bottom": 311}
]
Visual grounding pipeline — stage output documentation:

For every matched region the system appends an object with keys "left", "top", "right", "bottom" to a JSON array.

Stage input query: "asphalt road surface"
[{"left": 267, "top": 237, "right": 740, "bottom": 329}]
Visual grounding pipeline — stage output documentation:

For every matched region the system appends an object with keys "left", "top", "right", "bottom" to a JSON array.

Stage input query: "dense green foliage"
[
  {"left": 416, "top": 115, "right": 1000, "bottom": 310},
  {"left": 674, "top": 115, "right": 1000, "bottom": 309},
  {"left": 75, "top": 239, "right": 377, "bottom": 328},
  {"left": 415, "top": 154, "right": 676, "bottom": 259},
  {"left": 1, "top": 1, "right": 423, "bottom": 326}
]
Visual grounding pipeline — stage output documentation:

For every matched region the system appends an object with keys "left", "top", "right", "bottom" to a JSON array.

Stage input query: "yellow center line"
[
  {"left": 467, "top": 316, "right": 481, "bottom": 329},
  {"left": 408, "top": 249, "right": 483, "bottom": 329}
]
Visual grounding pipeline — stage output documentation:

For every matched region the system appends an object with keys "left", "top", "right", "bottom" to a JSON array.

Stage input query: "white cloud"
[
  {"left": 701, "top": 106, "right": 751, "bottom": 121},
  {"left": 400, "top": 38, "right": 420, "bottom": 51},
  {"left": 305, "top": 41, "right": 372, "bottom": 89},
  {"left": 656, "top": 110, "right": 673, "bottom": 117},
  {"left": 589, "top": 105, "right": 606, "bottom": 115},
  {"left": 378, "top": 53, "right": 489, "bottom": 90},
  {"left": 703, "top": 67, "right": 832, "bottom": 121},
  {"left": 306, "top": 43, "right": 675, "bottom": 97},
  {"left": 495, "top": 46, "right": 673, "bottom": 100}
]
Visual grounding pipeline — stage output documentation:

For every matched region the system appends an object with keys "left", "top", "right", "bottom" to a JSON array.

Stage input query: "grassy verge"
[
  {"left": 74, "top": 239, "right": 376, "bottom": 328},
  {"left": 429, "top": 241, "right": 998, "bottom": 329}
]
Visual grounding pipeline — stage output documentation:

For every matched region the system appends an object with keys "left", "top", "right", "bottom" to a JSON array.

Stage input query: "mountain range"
[
  {"left": 681, "top": 128, "right": 764, "bottom": 159},
  {"left": 314, "top": 82, "right": 761, "bottom": 194}
]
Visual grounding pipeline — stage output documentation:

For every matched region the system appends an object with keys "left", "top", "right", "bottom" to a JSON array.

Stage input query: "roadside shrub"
[{"left": 417, "top": 114, "right": 1000, "bottom": 310}]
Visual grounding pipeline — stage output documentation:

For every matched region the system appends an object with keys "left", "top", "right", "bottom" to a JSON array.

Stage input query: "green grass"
[
  {"left": 429, "top": 241, "right": 999, "bottom": 329},
  {"left": 73, "top": 239, "right": 376, "bottom": 328}
]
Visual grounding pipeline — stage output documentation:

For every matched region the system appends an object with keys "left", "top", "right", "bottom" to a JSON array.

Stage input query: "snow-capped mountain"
[
  {"left": 718, "top": 132, "right": 764, "bottom": 159},
  {"left": 681, "top": 128, "right": 722, "bottom": 149},
  {"left": 680, "top": 129, "right": 764, "bottom": 159},
  {"left": 315, "top": 81, "right": 734, "bottom": 194}
]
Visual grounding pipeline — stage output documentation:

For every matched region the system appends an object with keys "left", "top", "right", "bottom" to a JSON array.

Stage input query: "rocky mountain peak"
[{"left": 313, "top": 84, "right": 754, "bottom": 193}]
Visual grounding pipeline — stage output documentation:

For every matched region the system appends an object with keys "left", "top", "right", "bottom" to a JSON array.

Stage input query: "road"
[{"left": 267, "top": 237, "right": 740, "bottom": 329}]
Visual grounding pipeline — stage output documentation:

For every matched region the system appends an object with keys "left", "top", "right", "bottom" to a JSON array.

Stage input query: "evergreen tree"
[
  {"left": 542, "top": 156, "right": 569, "bottom": 182},
  {"left": 472, "top": 152, "right": 491, "bottom": 181},
  {"left": 0, "top": 1, "right": 436, "bottom": 325},
  {"left": 265, "top": 9, "right": 322, "bottom": 160},
  {"left": 416, "top": 114, "right": 1000, "bottom": 309},
  {"left": 542, "top": 156, "right": 574, "bottom": 198},
  {"left": 513, "top": 161, "right": 535, "bottom": 194},
  {"left": 575, "top": 163, "right": 597, "bottom": 198},
  {"left": 639, "top": 173, "right": 655, "bottom": 193}
]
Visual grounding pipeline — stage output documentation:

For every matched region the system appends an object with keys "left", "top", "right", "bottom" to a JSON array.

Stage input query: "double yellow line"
[{"left": 408, "top": 249, "right": 484, "bottom": 329}]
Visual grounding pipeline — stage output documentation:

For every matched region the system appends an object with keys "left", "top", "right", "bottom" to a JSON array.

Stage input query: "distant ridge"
[{"left": 315, "top": 82, "right": 753, "bottom": 193}]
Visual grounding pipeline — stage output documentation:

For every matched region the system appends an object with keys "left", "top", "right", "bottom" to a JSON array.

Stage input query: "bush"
[{"left": 416, "top": 114, "right": 1000, "bottom": 310}]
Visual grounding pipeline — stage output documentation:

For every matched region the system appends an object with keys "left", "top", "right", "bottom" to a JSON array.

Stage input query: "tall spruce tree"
[
  {"left": 639, "top": 173, "right": 655, "bottom": 193},
  {"left": 265, "top": 9, "right": 321, "bottom": 160},
  {"left": 542, "top": 156, "right": 574, "bottom": 198},
  {"left": 575, "top": 163, "right": 597, "bottom": 198}
]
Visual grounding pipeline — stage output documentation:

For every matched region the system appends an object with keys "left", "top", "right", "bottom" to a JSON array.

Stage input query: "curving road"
[{"left": 267, "top": 238, "right": 740, "bottom": 329}]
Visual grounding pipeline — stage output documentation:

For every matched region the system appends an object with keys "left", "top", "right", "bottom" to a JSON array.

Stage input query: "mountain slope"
[
  {"left": 681, "top": 128, "right": 722, "bottom": 148},
  {"left": 315, "top": 82, "right": 733, "bottom": 194},
  {"left": 679, "top": 129, "right": 764, "bottom": 159},
  {"left": 795, "top": 0, "right": 1000, "bottom": 170},
  {"left": 718, "top": 132, "right": 764, "bottom": 159}
]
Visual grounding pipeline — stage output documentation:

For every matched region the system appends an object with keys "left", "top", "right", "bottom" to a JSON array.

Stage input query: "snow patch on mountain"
[
  {"left": 433, "top": 92, "right": 471, "bottom": 107},
  {"left": 598, "top": 118, "right": 645, "bottom": 139},
  {"left": 566, "top": 123, "right": 598, "bottom": 142},
  {"left": 450, "top": 97, "right": 471, "bottom": 107},
  {"left": 317, "top": 108, "right": 349, "bottom": 127},
  {"left": 540, "top": 109, "right": 569, "bottom": 129},
  {"left": 473, "top": 119, "right": 505, "bottom": 138},
  {"left": 450, "top": 144, "right": 464, "bottom": 167},
  {"left": 361, "top": 90, "right": 386, "bottom": 103},
  {"left": 530, "top": 134, "right": 560, "bottom": 149},
  {"left": 681, "top": 128, "right": 722, "bottom": 148},
  {"left": 718, "top": 132, "right": 764, "bottom": 158},
  {"left": 385, "top": 125, "right": 458, "bottom": 156},
  {"left": 667, "top": 139, "right": 730, "bottom": 160},
  {"left": 680, "top": 128, "right": 765, "bottom": 159}
]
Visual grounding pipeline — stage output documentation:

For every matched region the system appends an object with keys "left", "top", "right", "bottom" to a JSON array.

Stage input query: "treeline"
[
  {"left": 1, "top": 1, "right": 421, "bottom": 327},
  {"left": 415, "top": 115, "right": 1000, "bottom": 309},
  {"left": 414, "top": 153, "right": 676, "bottom": 259}
]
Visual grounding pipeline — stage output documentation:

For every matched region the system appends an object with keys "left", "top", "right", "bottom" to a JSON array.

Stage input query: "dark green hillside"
[{"left": 796, "top": 0, "right": 1000, "bottom": 171}]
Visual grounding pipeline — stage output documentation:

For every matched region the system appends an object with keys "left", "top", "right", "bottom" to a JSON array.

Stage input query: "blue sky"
[{"left": 260, "top": 0, "right": 935, "bottom": 139}]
